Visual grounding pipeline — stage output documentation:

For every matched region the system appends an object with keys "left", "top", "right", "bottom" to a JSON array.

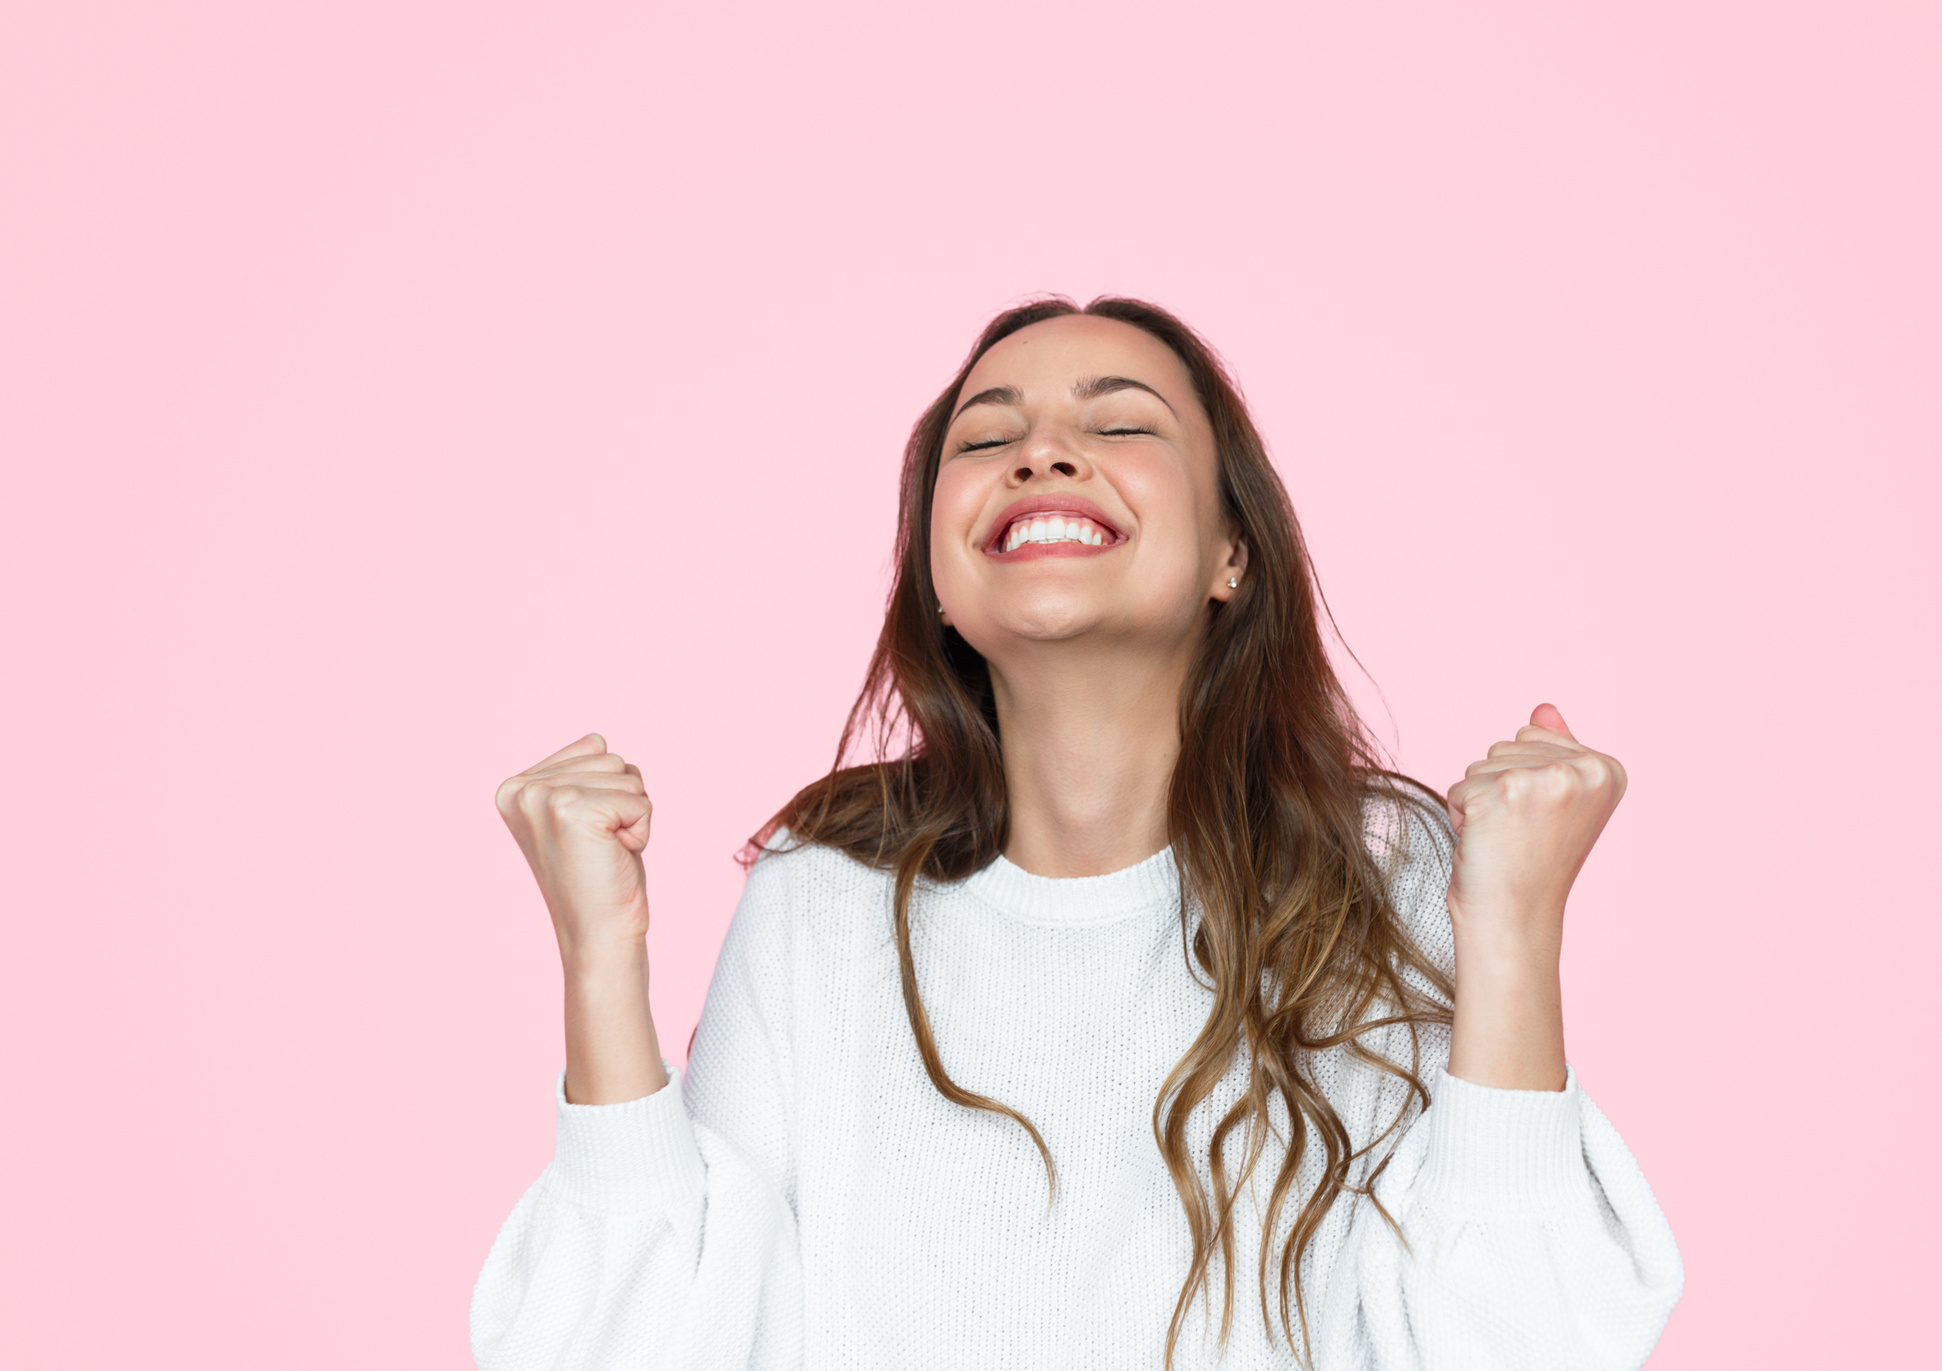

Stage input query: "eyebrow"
[
  {"left": 951, "top": 385, "right": 1022, "bottom": 423},
  {"left": 949, "top": 375, "right": 1177, "bottom": 424},
  {"left": 1074, "top": 374, "right": 1177, "bottom": 415}
]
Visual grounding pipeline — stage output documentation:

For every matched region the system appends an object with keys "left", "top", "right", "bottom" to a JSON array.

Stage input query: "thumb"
[
  {"left": 1530, "top": 702, "right": 1576, "bottom": 741},
  {"left": 617, "top": 809, "right": 652, "bottom": 853}
]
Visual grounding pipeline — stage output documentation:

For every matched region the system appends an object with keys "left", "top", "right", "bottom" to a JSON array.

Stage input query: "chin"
[{"left": 962, "top": 593, "right": 1116, "bottom": 647}]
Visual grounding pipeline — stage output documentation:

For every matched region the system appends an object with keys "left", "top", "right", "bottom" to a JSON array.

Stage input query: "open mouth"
[{"left": 985, "top": 500, "right": 1125, "bottom": 556}]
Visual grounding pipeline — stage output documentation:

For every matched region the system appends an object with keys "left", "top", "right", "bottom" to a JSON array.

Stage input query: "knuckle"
[{"left": 1542, "top": 762, "right": 1583, "bottom": 797}]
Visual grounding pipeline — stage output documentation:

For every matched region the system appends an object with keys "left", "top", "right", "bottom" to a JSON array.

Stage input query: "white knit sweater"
[{"left": 471, "top": 811, "right": 1682, "bottom": 1369}]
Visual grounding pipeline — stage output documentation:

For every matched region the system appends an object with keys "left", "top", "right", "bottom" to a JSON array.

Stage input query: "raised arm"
[
  {"left": 1317, "top": 706, "right": 1681, "bottom": 1368},
  {"left": 1444, "top": 703, "right": 1623, "bottom": 1091},
  {"left": 472, "top": 736, "right": 803, "bottom": 1371},
  {"left": 495, "top": 732, "right": 669, "bottom": 1103}
]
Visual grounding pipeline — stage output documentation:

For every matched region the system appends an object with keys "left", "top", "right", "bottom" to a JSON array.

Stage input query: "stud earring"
[{"left": 1227, "top": 577, "right": 1239, "bottom": 589}]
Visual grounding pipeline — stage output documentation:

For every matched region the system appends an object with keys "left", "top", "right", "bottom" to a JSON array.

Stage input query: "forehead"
[{"left": 956, "top": 314, "right": 1195, "bottom": 405}]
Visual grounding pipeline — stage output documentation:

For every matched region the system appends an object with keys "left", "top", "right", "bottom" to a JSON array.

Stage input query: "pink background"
[{"left": 3, "top": 3, "right": 1936, "bottom": 1365}]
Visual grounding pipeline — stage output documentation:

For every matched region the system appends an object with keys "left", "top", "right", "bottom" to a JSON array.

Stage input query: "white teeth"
[{"left": 1000, "top": 514, "right": 1114, "bottom": 549}]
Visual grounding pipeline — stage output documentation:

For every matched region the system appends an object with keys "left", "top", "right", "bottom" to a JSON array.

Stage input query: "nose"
[{"left": 1005, "top": 428, "right": 1094, "bottom": 487}]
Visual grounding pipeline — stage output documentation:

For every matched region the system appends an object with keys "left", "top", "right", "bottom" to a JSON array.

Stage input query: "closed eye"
[
  {"left": 1097, "top": 426, "right": 1154, "bottom": 437},
  {"left": 957, "top": 435, "right": 1019, "bottom": 452}
]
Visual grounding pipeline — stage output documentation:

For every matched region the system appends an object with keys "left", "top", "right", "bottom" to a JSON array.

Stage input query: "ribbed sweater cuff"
[
  {"left": 1416, "top": 1064, "right": 1588, "bottom": 1213},
  {"left": 547, "top": 1065, "right": 706, "bottom": 1216}
]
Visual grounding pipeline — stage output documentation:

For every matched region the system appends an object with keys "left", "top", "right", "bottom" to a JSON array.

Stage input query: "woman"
[{"left": 471, "top": 298, "right": 1683, "bottom": 1369}]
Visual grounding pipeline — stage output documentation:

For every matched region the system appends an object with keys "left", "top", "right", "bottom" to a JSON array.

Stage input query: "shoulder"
[
  {"left": 732, "top": 830, "right": 897, "bottom": 959},
  {"left": 743, "top": 829, "right": 894, "bottom": 898},
  {"left": 1361, "top": 778, "right": 1457, "bottom": 979},
  {"left": 1362, "top": 777, "right": 1456, "bottom": 879}
]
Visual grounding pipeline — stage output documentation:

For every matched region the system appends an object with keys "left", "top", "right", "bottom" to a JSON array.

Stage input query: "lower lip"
[{"left": 987, "top": 540, "right": 1120, "bottom": 562}]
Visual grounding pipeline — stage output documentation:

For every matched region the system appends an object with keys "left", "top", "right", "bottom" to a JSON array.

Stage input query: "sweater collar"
[{"left": 961, "top": 845, "right": 1181, "bottom": 927}]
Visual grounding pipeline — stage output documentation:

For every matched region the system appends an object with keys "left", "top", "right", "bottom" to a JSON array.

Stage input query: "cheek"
[
  {"left": 928, "top": 466, "right": 983, "bottom": 582},
  {"left": 1115, "top": 457, "right": 1214, "bottom": 575}
]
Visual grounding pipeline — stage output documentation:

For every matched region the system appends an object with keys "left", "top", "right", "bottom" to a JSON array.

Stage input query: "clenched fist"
[
  {"left": 497, "top": 733, "right": 654, "bottom": 966},
  {"left": 1443, "top": 703, "right": 1627, "bottom": 1091},
  {"left": 1446, "top": 703, "right": 1626, "bottom": 942}
]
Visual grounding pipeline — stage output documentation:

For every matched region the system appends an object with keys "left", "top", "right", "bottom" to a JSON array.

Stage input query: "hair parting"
[{"left": 749, "top": 296, "right": 1452, "bottom": 1366}]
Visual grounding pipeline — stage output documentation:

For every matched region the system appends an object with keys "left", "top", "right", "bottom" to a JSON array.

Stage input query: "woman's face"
[{"left": 931, "top": 315, "right": 1245, "bottom": 665}]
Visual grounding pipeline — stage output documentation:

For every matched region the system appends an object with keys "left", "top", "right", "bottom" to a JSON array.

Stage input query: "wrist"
[
  {"left": 1449, "top": 901, "right": 1563, "bottom": 970},
  {"left": 559, "top": 933, "right": 650, "bottom": 984},
  {"left": 1452, "top": 935, "right": 1562, "bottom": 990}
]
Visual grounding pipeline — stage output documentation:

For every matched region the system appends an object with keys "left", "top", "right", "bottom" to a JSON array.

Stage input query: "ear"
[{"left": 1211, "top": 531, "right": 1250, "bottom": 603}]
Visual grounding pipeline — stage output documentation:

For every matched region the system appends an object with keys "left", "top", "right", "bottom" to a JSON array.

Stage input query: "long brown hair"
[{"left": 751, "top": 296, "right": 1452, "bottom": 1365}]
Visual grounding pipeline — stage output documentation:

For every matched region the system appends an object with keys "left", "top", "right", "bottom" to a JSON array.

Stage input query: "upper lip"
[{"left": 984, "top": 495, "right": 1124, "bottom": 553}]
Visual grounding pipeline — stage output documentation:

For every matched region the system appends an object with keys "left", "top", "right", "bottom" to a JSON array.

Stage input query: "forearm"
[
  {"left": 563, "top": 943, "right": 669, "bottom": 1104},
  {"left": 1446, "top": 920, "right": 1568, "bottom": 1092}
]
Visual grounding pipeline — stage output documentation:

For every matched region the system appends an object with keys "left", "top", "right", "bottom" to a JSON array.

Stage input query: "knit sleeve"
[
  {"left": 1313, "top": 1065, "right": 1684, "bottom": 1370},
  {"left": 469, "top": 850, "right": 805, "bottom": 1371},
  {"left": 1315, "top": 798, "right": 1685, "bottom": 1369}
]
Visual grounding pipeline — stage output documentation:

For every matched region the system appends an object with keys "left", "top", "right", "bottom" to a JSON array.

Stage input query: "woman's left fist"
[{"left": 1445, "top": 704, "right": 1627, "bottom": 953}]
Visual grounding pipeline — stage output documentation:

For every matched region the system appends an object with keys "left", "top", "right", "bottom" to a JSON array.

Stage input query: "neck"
[{"left": 988, "top": 637, "right": 1191, "bottom": 878}]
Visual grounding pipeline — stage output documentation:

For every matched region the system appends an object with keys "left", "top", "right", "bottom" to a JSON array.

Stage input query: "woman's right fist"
[{"left": 496, "top": 734, "right": 653, "bottom": 968}]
